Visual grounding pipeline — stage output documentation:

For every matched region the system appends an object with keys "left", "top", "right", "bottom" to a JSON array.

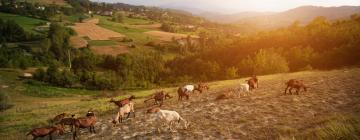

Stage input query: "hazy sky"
[{"left": 91, "top": 0, "right": 360, "bottom": 14}]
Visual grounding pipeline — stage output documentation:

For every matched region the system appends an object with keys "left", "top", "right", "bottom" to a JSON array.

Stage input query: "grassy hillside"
[
  {"left": 96, "top": 15, "right": 155, "bottom": 45},
  {"left": 1, "top": 68, "right": 359, "bottom": 139},
  {"left": 0, "top": 12, "right": 47, "bottom": 34}
]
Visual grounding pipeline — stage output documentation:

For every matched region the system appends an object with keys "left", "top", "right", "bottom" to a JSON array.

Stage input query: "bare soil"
[
  {"left": 70, "top": 36, "right": 88, "bottom": 48},
  {"left": 70, "top": 19, "right": 125, "bottom": 40}
]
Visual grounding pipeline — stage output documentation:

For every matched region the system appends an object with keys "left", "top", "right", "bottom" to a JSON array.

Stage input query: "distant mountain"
[
  {"left": 235, "top": 6, "right": 360, "bottom": 30},
  {"left": 198, "top": 11, "right": 276, "bottom": 23}
]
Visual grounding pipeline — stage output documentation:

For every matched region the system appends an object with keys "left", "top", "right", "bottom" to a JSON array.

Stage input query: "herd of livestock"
[{"left": 26, "top": 76, "right": 308, "bottom": 140}]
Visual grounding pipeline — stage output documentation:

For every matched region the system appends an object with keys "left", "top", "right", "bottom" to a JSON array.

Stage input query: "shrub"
[
  {"left": 226, "top": 67, "right": 238, "bottom": 79},
  {"left": 0, "top": 92, "right": 13, "bottom": 111}
]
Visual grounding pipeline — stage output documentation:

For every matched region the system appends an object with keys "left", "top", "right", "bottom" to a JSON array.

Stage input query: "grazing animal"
[
  {"left": 56, "top": 114, "right": 76, "bottom": 132},
  {"left": 72, "top": 111, "right": 97, "bottom": 140},
  {"left": 27, "top": 125, "right": 64, "bottom": 140},
  {"left": 144, "top": 91, "right": 172, "bottom": 106},
  {"left": 196, "top": 83, "right": 210, "bottom": 93},
  {"left": 146, "top": 107, "right": 187, "bottom": 132},
  {"left": 177, "top": 87, "right": 190, "bottom": 101},
  {"left": 109, "top": 95, "right": 135, "bottom": 108},
  {"left": 238, "top": 83, "right": 250, "bottom": 97},
  {"left": 52, "top": 113, "right": 66, "bottom": 123},
  {"left": 284, "top": 79, "right": 308, "bottom": 95},
  {"left": 112, "top": 102, "right": 135, "bottom": 125},
  {"left": 215, "top": 90, "right": 236, "bottom": 100},
  {"left": 247, "top": 75, "right": 259, "bottom": 91}
]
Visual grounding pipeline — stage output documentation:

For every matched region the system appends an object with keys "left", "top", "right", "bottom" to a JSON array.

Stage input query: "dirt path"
[{"left": 57, "top": 69, "right": 360, "bottom": 140}]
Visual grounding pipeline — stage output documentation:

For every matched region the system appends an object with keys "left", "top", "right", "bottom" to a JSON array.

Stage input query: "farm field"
[
  {"left": 70, "top": 18, "right": 125, "bottom": 40},
  {"left": 144, "top": 30, "right": 199, "bottom": 42},
  {"left": 70, "top": 36, "right": 88, "bottom": 48},
  {"left": 0, "top": 12, "right": 47, "bottom": 34},
  {"left": 90, "top": 45, "right": 130, "bottom": 56},
  {"left": 1, "top": 68, "right": 359, "bottom": 139}
]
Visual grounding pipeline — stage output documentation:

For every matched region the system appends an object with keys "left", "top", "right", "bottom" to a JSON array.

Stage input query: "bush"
[
  {"left": 0, "top": 92, "right": 13, "bottom": 111},
  {"left": 226, "top": 67, "right": 238, "bottom": 79}
]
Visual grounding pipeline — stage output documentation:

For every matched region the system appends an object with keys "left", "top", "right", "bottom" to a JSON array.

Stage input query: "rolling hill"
[
  {"left": 196, "top": 5, "right": 360, "bottom": 26},
  {"left": 235, "top": 6, "right": 360, "bottom": 29}
]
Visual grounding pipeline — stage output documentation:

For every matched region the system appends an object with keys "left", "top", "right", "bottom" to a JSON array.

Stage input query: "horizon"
[{"left": 90, "top": 0, "right": 360, "bottom": 14}]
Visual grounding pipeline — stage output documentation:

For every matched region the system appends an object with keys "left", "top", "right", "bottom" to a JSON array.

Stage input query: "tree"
[
  {"left": 112, "top": 12, "right": 124, "bottom": 23},
  {"left": 239, "top": 49, "right": 289, "bottom": 75}
]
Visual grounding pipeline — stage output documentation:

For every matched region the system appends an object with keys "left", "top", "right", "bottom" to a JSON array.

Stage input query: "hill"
[
  {"left": 197, "top": 5, "right": 360, "bottom": 26},
  {"left": 234, "top": 6, "right": 360, "bottom": 30},
  {"left": 198, "top": 11, "right": 275, "bottom": 23},
  {"left": 1, "top": 68, "right": 359, "bottom": 139}
]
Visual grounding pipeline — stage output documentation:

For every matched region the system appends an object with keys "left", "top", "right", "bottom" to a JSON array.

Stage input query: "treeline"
[
  {"left": 166, "top": 15, "right": 360, "bottom": 81},
  {"left": 0, "top": 0, "right": 59, "bottom": 20},
  {"left": 0, "top": 19, "right": 39, "bottom": 43}
]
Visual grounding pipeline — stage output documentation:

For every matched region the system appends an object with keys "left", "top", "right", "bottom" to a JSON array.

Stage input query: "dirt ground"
[
  {"left": 70, "top": 19, "right": 125, "bottom": 40},
  {"left": 91, "top": 45, "right": 130, "bottom": 56},
  {"left": 52, "top": 69, "right": 360, "bottom": 140},
  {"left": 144, "top": 31, "right": 199, "bottom": 42},
  {"left": 70, "top": 36, "right": 88, "bottom": 48}
]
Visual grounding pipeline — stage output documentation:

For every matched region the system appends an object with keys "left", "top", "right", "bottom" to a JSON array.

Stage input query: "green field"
[
  {"left": 88, "top": 40, "right": 118, "bottom": 46},
  {"left": 96, "top": 15, "right": 155, "bottom": 45},
  {"left": 0, "top": 12, "right": 47, "bottom": 34}
]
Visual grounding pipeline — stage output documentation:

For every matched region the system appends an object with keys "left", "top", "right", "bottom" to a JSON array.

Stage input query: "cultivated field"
[
  {"left": 131, "top": 23, "right": 162, "bottom": 30},
  {"left": 91, "top": 45, "right": 130, "bottom": 56},
  {"left": 1, "top": 68, "right": 359, "bottom": 139},
  {"left": 70, "top": 18, "right": 125, "bottom": 40},
  {"left": 145, "top": 31, "right": 199, "bottom": 42},
  {"left": 69, "top": 36, "right": 88, "bottom": 48}
]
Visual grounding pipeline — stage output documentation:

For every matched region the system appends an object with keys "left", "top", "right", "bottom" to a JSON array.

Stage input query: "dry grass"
[
  {"left": 2, "top": 68, "right": 360, "bottom": 140},
  {"left": 91, "top": 45, "right": 129, "bottom": 56},
  {"left": 54, "top": 68, "right": 360, "bottom": 140},
  {"left": 70, "top": 18, "right": 125, "bottom": 40},
  {"left": 130, "top": 23, "right": 162, "bottom": 30},
  {"left": 144, "top": 31, "right": 199, "bottom": 42}
]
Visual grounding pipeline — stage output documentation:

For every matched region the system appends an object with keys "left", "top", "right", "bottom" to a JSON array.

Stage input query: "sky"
[{"left": 91, "top": 0, "right": 360, "bottom": 14}]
